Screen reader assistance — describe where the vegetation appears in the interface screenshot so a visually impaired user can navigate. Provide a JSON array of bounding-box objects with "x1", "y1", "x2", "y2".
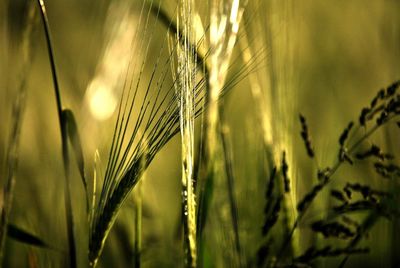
[{"x1": 1, "y1": 0, "x2": 399, "y2": 267}]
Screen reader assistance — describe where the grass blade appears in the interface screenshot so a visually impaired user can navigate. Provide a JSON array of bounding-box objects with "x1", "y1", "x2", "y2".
[
  {"x1": 36, "y1": 1, "x2": 77, "y2": 267},
  {"x1": 62, "y1": 109, "x2": 89, "y2": 214},
  {"x1": 7, "y1": 224, "x2": 49, "y2": 249},
  {"x1": 220, "y1": 126, "x2": 241, "y2": 265}
]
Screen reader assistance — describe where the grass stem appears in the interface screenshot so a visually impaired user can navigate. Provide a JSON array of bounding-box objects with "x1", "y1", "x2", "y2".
[{"x1": 36, "y1": 1, "x2": 77, "y2": 267}]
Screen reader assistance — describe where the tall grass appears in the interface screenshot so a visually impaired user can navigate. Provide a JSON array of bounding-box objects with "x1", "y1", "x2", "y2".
[{"x1": 1, "y1": 0, "x2": 400, "y2": 267}]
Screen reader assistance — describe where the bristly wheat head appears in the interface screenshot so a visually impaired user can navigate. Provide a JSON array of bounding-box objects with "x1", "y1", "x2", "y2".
[
  {"x1": 175, "y1": 0, "x2": 198, "y2": 266},
  {"x1": 88, "y1": 1, "x2": 260, "y2": 265}
]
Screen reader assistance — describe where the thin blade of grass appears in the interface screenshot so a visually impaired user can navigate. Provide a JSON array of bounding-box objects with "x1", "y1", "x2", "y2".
[
  {"x1": 7, "y1": 224, "x2": 49, "y2": 249},
  {"x1": 220, "y1": 126, "x2": 242, "y2": 265},
  {"x1": 62, "y1": 109, "x2": 90, "y2": 214},
  {"x1": 36, "y1": 1, "x2": 77, "y2": 267}
]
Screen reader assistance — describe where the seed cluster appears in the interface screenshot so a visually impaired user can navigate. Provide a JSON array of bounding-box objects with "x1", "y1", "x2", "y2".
[
  {"x1": 299, "y1": 114, "x2": 315, "y2": 158},
  {"x1": 258, "y1": 166, "x2": 280, "y2": 266},
  {"x1": 359, "y1": 80, "x2": 400, "y2": 126},
  {"x1": 338, "y1": 121, "x2": 354, "y2": 164},
  {"x1": 355, "y1": 144, "x2": 393, "y2": 160},
  {"x1": 328, "y1": 182, "x2": 400, "y2": 220},
  {"x1": 374, "y1": 162, "x2": 400, "y2": 179},
  {"x1": 311, "y1": 220, "x2": 355, "y2": 239},
  {"x1": 296, "y1": 179, "x2": 327, "y2": 213},
  {"x1": 289, "y1": 81, "x2": 400, "y2": 267},
  {"x1": 261, "y1": 166, "x2": 282, "y2": 237},
  {"x1": 281, "y1": 152, "x2": 290, "y2": 193}
]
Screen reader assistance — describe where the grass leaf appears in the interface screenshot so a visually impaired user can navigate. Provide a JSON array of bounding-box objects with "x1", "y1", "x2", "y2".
[
  {"x1": 36, "y1": 0, "x2": 77, "y2": 266},
  {"x1": 62, "y1": 108, "x2": 89, "y2": 213},
  {"x1": 7, "y1": 224, "x2": 49, "y2": 249}
]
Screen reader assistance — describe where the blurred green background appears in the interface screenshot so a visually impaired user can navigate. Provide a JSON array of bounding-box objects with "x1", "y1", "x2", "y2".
[{"x1": 1, "y1": 0, "x2": 399, "y2": 267}]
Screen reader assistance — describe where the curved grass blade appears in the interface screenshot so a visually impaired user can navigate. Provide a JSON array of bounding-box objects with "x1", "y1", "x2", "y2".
[
  {"x1": 62, "y1": 109, "x2": 89, "y2": 213},
  {"x1": 36, "y1": 1, "x2": 77, "y2": 267}
]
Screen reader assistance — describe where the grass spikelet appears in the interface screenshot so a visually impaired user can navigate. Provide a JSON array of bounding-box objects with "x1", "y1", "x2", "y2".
[
  {"x1": 330, "y1": 190, "x2": 348, "y2": 203},
  {"x1": 355, "y1": 144, "x2": 393, "y2": 160},
  {"x1": 311, "y1": 220, "x2": 355, "y2": 239},
  {"x1": 281, "y1": 151, "x2": 290, "y2": 193},
  {"x1": 276, "y1": 80, "x2": 400, "y2": 266},
  {"x1": 266, "y1": 167, "x2": 277, "y2": 206},
  {"x1": 256, "y1": 163, "x2": 279, "y2": 267},
  {"x1": 296, "y1": 180, "x2": 327, "y2": 213},
  {"x1": 263, "y1": 196, "x2": 282, "y2": 237},
  {"x1": 339, "y1": 121, "x2": 354, "y2": 147},
  {"x1": 299, "y1": 114, "x2": 315, "y2": 158},
  {"x1": 374, "y1": 162, "x2": 400, "y2": 179},
  {"x1": 338, "y1": 212, "x2": 379, "y2": 268}
]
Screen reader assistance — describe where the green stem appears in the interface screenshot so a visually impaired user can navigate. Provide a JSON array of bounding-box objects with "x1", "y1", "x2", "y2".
[{"x1": 133, "y1": 182, "x2": 142, "y2": 268}]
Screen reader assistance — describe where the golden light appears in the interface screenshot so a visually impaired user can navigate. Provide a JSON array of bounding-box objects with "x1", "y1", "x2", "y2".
[
  {"x1": 86, "y1": 79, "x2": 118, "y2": 121},
  {"x1": 85, "y1": 2, "x2": 137, "y2": 121}
]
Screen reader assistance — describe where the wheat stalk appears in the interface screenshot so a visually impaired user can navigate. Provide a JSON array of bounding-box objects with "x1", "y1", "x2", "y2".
[
  {"x1": 85, "y1": 1, "x2": 261, "y2": 265},
  {"x1": 174, "y1": 0, "x2": 198, "y2": 266}
]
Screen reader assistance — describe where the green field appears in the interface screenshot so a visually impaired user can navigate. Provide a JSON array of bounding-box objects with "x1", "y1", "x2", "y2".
[{"x1": 1, "y1": 0, "x2": 399, "y2": 267}]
